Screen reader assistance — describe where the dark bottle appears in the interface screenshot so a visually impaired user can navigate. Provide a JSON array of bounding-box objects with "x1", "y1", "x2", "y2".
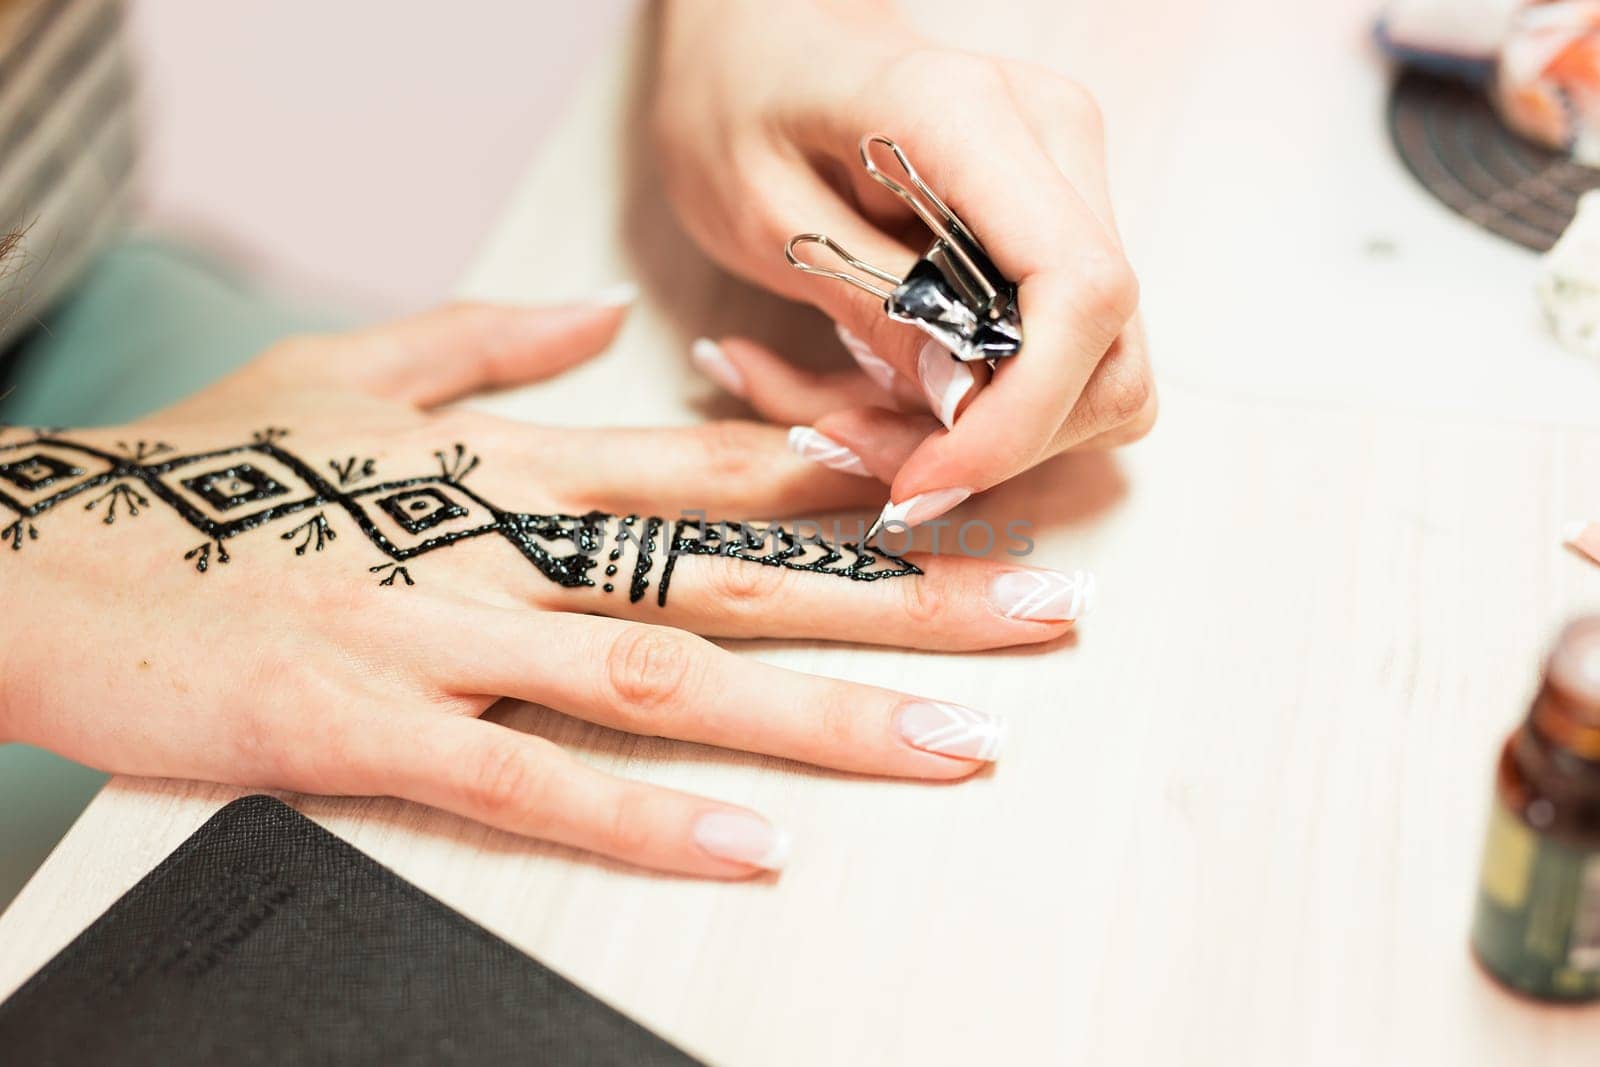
[{"x1": 1472, "y1": 617, "x2": 1600, "y2": 1000}]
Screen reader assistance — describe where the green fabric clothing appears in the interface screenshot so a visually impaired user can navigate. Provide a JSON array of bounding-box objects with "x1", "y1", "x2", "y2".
[{"x1": 0, "y1": 236, "x2": 351, "y2": 912}]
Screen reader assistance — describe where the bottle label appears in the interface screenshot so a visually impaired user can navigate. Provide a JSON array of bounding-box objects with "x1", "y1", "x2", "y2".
[{"x1": 1472, "y1": 799, "x2": 1600, "y2": 999}]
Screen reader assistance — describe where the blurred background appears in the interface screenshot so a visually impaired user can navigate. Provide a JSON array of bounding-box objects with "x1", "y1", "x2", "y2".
[{"x1": 133, "y1": 0, "x2": 632, "y2": 313}]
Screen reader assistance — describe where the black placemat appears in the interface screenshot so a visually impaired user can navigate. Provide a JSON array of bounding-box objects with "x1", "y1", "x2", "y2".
[
  {"x1": 1388, "y1": 68, "x2": 1600, "y2": 251},
  {"x1": 0, "y1": 794, "x2": 703, "y2": 1066}
]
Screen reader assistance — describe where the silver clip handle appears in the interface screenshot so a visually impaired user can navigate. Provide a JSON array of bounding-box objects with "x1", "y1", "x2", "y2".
[
  {"x1": 784, "y1": 233, "x2": 900, "y2": 302},
  {"x1": 858, "y1": 134, "x2": 998, "y2": 310}
]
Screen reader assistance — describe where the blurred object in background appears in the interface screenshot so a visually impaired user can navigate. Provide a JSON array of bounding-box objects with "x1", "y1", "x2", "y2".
[
  {"x1": 1472, "y1": 618, "x2": 1600, "y2": 1002},
  {"x1": 1376, "y1": 0, "x2": 1523, "y2": 79},
  {"x1": 1496, "y1": 1, "x2": 1600, "y2": 163},
  {"x1": 1538, "y1": 188, "x2": 1600, "y2": 354},
  {"x1": 0, "y1": 0, "x2": 138, "y2": 351},
  {"x1": 1379, "y1": 0, "x2": 1600, "y2": 166}
]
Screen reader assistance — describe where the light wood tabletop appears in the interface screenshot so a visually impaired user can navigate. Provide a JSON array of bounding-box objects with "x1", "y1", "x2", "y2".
[{"x1": 8, "y1": 2, "x2": 1600, "y2": 1062}]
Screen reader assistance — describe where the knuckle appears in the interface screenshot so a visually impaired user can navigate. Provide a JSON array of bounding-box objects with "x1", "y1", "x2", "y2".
[
  {"x1": 704, "y1": 550, "x2": 791, "y2": 609},
  {"x1": 1051, "y1": 79, "x2": 1104, "y2": 135},
  {"x1": 602, "y1": 786, "x2": 657, "y2": 859},
  {"x1": 603, "y1": 626, "x2": 700, "y2": 716},
  {"x1": 423, "y1": 406, "x2": 487, "y2": 443},
  {"x1": 899, "y1": 572, "x2": 949, "y2": 627},
  {"x1": 882, "y1": 48, "x2": 1005, "y2": 99},
  {"x1": 467, "y1": 736, "x2": 542, "y2": 821},
  {"x1": 1121, "y1": 383, "x2": 1159, "y2": 442},
  {"x1": 689, "y1": 422, "x2": 768, "y2": 485},
  {"x1": 1077, "y1": 252, "x2": 1140, "y2": 326},
  {"x1": 1087, "y1": 348, "x2": 1154, "y2": 430}
]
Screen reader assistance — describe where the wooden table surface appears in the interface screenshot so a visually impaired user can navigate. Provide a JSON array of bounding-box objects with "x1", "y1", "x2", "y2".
[{"x1": 8, "y1": 2, "x2": 1600, "y2": 1063}]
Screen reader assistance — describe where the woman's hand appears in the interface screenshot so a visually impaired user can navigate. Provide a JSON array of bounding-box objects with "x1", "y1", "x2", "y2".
[
  {"x1": 653, "y1": 0, "x2": 1155, "y2": 527},
  {"x1": 0, "y1": 301, "x2": 1093, "y2": 878}
]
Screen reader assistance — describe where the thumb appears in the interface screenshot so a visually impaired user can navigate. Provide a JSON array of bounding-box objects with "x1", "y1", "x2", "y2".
[{"x1": 265, "y1": 293, "x2": 636, "y2": 408}]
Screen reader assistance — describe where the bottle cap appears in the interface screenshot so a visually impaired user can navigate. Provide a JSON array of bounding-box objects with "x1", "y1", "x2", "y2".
[{"x1": 1549, "y1": 617, "x2": 1600, "y2": 713}]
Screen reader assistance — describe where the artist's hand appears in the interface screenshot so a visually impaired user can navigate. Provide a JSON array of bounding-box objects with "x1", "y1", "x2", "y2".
[
  {"x1": 0, "y1": 302, "x2": 1094, "y2": 878},
  {"x1": 654, "y1": 0, "x2": 1154, "y2": 523}
]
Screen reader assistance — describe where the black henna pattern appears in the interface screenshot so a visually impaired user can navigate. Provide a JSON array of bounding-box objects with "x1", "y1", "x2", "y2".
[{"x1": 0, "y1": 429, "x2": 921, "y2": 603}]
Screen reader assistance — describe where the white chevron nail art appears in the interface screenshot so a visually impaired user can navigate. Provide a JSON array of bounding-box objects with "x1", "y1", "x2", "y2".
[
  {"x1": 898, "y1": 701, "x2": 1006, "y2": 761},
  {"x1": 836, "y1": 324, "x2": 898, "y2": 392},
  {"x1": 992, "y1": 568, "x2": 1097, "y2": 622},
  {"x1": 787, "y1": 426, "x2": 872, "y2": 476}
]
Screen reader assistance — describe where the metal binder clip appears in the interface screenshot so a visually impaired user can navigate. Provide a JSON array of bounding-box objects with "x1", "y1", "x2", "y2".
[{"x1": 785, "y1": 134, "x2": 1022, "y2": 364}]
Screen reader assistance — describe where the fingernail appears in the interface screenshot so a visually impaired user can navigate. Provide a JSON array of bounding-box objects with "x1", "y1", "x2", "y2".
[
  {"x1": 587, "y1": 281, "x2": 639, "y2": 308},
  {"x1": 836, "y1": 324, "x2": 899, "y2": 391},
  {"x1": 1566, "y1": 519, "x2": 1600, "y2": 565},
  {"x1": 897, "y1": 700, "x2": 1005, "y2": 761},
  {"x1": 876, "y1": 487, "x2": 971, "y2": 530},
  {"x1": 693, "y1": 811, "x2": 791, "y2": 870},
  {"x1": 690, "y1": 337, "x2": 746, "y2": 397},
  {"x1": 787, "y1": 426, "x2": 872, "y2": 477},
  {"x1": 990, "y1": 568, "x2": 1097, "y2": 622},
  {"x1": 916, "y1": 341, "x2": 975, "y2": 429}
]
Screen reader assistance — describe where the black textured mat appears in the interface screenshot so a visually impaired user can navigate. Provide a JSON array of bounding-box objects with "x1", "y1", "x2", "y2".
[
  {"x1": 0, "y1": 795, "x2": 702, "y2": 1066},
  {"x1": 1388, "y1": 68, "x2": 1600, "y2": 251}
]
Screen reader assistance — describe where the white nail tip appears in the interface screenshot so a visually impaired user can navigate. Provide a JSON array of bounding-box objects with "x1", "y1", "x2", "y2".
[
  {"x1": 693, "y1": 812, "x2": 791, "y2": 871},
  {"x1": 875, "y1": 498, "x2": 914, "y2": 530},
  {"x1": 1565, "y1": 519, "x2": 1592, "y2": 545},
  {"x1": 992, "y1": 569, "x2": 1098, "y2": 622},
  {"x1": 899, "y1": 701, "x2": 1006, "y2": 761},
  {"x1": 757, "y1": 828, "x2": 793, "y2": 870},
  {"x1": 917, "y1": 341, "x2": 974, "y2": 429},
  {"x1": 588, "y1": 281, "x2": 639, "y2": 307},
  {"x1": 690, "y1": 337, "x2": 746, "y2": 396},
  {"x1": 787, "y1": 426, "x2": 872, "y2": 477}
]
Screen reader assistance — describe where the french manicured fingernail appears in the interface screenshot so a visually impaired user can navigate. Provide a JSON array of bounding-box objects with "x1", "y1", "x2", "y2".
[
  {"x1": 876, "y1": 487, "x2": 971, "y2": 529},
  {"x1": 787, "y1": 426, "x2": 871, "y2": 477},
  {"x1": 916, "y1": 341, "x2": 975, "y2": 429},
  {"x1": 693, "y1": 811, "x2": 791, "y2": 870},
  {"x1": 690, "y1": 337, "x2": 746, "y2": 397},
  {"x1": 990, "y1": 568, "x2": 1097, "y2": 622},
  {"x1": 897, "y1": 700, "x2": 1005, "y2": 761},
  {"x1": 836, "y1": 324, "x2": 899, "y2": 391},
  {"x1": 586, "y1": 281, "x2": 639, "y2": 308}
]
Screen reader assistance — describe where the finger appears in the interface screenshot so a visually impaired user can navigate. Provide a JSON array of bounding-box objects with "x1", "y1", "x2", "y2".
[
  {"x1": 432, "y1": 610, "x2": 1003, "y2": 780},
  {"x1": 631, "y1": 551, "x2": 1092, "y2": 650},
  {"x1": 1004, "y1": 66, "x2": 1157, "y2": 456},
  {"x1": 1044, "y1": 325, "x2": 1158, "y2": 454},
  {"x1": 891, "y1": 158, "x2": 1131, "y2": 504},
  {"x1": 809, "y1": 406, "x2": 940, "y2": 482},
  {"x1": 521, "y1": 419, "x2": 886, "y2": 517},
  {"x1": 688, "y1": 336, "x2": 898, "y2": 424},
  {"x1": 1003, "y1": 61, "x2": 1123, "y2": 245},
  {"x1": 508, "y1": 509, "x2": 1093, "y2": 650},
  {"x1": 809, "y1": 61, "x2": 1138, "y2": 517},
  {"x1": 832, "y1": 323, "x2": 927, "y2": 409},
  {"x1": 276, "y1": 298, "x2": 634, "y2": 408},
  {"x1": 356, "y1": 711, "x2": 789, "y2": 877},
  {"x1": 776, "y1": 172, "x2": 935, "y2": 388},
  {"x1": 694, "y1": 309, "x2": 984, "y2": 436}
]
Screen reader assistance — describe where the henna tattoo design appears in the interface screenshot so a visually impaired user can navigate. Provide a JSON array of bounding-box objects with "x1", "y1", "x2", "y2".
[
  {"x1": 328, "y1": 455, "x2": 376, "y2": 487},
  {"x1": 0, "y1": 430, "x2": 921, "y2": 603}
]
